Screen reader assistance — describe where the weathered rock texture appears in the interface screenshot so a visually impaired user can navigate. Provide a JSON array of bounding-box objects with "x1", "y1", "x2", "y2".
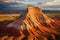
[{"x1": 0, "y1": 6, "x2": 60, "y2": 40}]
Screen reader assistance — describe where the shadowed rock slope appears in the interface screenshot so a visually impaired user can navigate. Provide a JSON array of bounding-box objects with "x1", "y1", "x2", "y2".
[{"x1": 0, "y1": 6, "x2": 60, "y2": 40}]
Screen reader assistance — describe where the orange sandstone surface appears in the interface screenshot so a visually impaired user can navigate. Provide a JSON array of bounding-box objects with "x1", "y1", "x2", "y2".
[{"x1": 0, "y1": 6, "x2": 60, "y2": 40}]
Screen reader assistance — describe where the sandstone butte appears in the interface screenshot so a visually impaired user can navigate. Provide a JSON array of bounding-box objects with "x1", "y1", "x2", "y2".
[{"x1": 0, "y1": 6, "x2": 60, "y2": 40}]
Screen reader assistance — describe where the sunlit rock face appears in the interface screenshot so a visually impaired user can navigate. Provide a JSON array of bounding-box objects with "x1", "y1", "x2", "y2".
[{"x1": 0, "y1": 6, "x2": 60, "y2": 40}]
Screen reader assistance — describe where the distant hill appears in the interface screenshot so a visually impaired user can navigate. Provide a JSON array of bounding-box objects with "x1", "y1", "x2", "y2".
[
  {"x1": 42, "y1": 10, "x2": 60, "y2": 13},
  {"x1": 0, "y1": 10, "x2": 25, "y2": 14},
  {"x1": 0, "y1": 10, "x2": 60, "y2": 14}
]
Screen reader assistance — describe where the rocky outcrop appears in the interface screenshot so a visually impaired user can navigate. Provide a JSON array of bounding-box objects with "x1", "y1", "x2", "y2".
[{"x1": 0, "y1": 6, "x2": 60, "y2": 40}]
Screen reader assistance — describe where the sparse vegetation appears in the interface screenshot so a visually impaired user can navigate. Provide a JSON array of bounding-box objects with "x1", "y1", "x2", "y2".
[
  {"x1": 0, "y1": 14, "x2": 20, "y2": 21},
  {"x1": 0, "y1": 11, "x2": 60, "y2": 40},
  {"x1": 0, "y1": 13, "x2": 60, "y2": 21}
]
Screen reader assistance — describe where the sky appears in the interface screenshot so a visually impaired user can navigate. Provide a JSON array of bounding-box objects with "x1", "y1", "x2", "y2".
[
  {"x1": 0, "y1": 0, "x2": 60, "y2": 10},
  {"x1": 0, "y1": 0, "x2": 45, "y2": 2},
  {"x1": 19, "y1": 0, "x2": 45, "y2": 2},
  {"x1": 44, "y1": 0, "x2": 60, "y2": 5},
  {"x1": 0, "y1": 0, "x2": 46, "y2": 4},
  {"x1": 0, "y1": 0, "x2": 60, "y2": 5}
]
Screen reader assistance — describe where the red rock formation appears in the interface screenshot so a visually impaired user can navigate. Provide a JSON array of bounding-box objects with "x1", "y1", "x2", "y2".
[{"x1": 0, "y1": 6, "x2": 60, "y2": 40}]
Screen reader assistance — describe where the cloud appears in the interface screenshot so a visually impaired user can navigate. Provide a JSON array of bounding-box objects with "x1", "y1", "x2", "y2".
[
  {"x1": 43, "y1": 0, "x2": 60, "y2": 5},
  {"x1": 0, "y1": 0, "x2": 12, "y2": 2},
  {"x1": 25, "y1": 0, "x2": 28, "y2": 1},
  {"x1": 54, "y1": 0, "x2": 60, "y2": 1}
]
